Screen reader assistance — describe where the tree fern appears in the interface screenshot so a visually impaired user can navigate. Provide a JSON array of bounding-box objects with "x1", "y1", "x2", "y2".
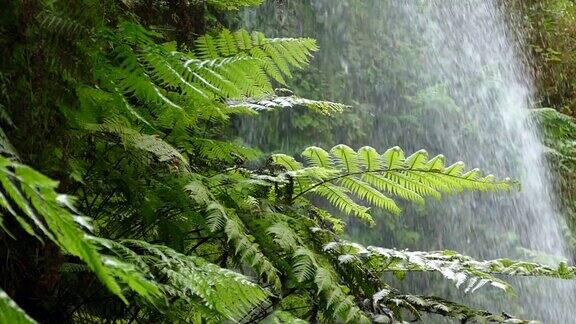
[
  {"x1": 2, "y1": 2, "x2": 574, "y2": 323},
  {"x1": 72, "y1": 22, "x2": 327, "y2": 144},
  {"x1": 325, "y1": 241, "x2": 576, "y2": 294},
  {"x1": 271, "y1": 145, "x2": 515, "y2": 223},
  {"x1": 123, "y1": 240, "x2": 268, "y2": 321},
  {"x1": 262, "y1": 310, "x2": 308, "y2": 324},
  {"x1": 195, "y1": 29, "x2": 317, "y2": 80},
  {"x1": 83, "y1": 122, "x2": 187, "y2": 165},
  {"x1": 0, "y1": 289, "x2": 35, "y2": 324},
  {"x1": 187, "y1": 178, "x2": 282, "y2": 289},
  {"x1": 0, "y1": 155, "x2": 133, "y2": 302},
  {"x1": 369, "y1": 288, "x2": 533, "y2": 323},
  {"x1": 228, "y1": 94, "x2": 348, "y2": 115}
]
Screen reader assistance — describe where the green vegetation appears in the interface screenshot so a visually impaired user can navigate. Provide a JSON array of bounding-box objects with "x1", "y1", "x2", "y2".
[{"x1": 0, "y1": 0, "x2": 575, "y2": 323}]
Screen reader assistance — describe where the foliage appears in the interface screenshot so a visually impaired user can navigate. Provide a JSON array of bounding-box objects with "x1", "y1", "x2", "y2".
[
  {"x1": 272, "y1": 145, "x2": 514, "y2": 225},
  {"x1": 0, "y1": 153, "x2": 160, "y2": 304},
  {"x1": 207, "y1": 0, "x2": 265, "y2": 11},
  {"x1": 513, "y1": 0, "x2": 576, "y2": 114},
  {"x1": 0, "y1": 288, "x2": 35, "y2": 324},
  {"x1": 325, "y1": 241, "x2": 576, "y2": 293},
  {"x1": 0, "y1": 0, "x2": 574, "y2": 323}
]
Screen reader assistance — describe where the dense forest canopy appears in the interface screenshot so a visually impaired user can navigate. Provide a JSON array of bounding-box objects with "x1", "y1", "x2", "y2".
[{"x1": 1, "y1": 0, "x2": 576, "y2": 323}]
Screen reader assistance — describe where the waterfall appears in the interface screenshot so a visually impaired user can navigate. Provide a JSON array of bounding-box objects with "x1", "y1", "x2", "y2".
[
  {"x1": 397, "y1": 1, "x2": 575, "y2": 321},
  {"x1": 241, "y1": 0, "x2": 575, "y2": 321}
]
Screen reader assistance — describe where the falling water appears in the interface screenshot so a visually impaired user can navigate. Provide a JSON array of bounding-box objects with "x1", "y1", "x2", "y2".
[
  {"x1": 395, "y1": 1, "x2": 575, "y2": 322},
  {"x1": 241, "y1": 0, "x2": 576, "y2": 321}
]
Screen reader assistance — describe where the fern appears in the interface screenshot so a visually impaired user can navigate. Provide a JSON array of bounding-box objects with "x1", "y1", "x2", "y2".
[
  {"x1": 266, "y1": 222, "x2": 301, "y2": 250},
  {"x1": 314, "y1": 267, "x2": 371, "y2": 323},
  {"x1": 293, "y1": 247, "x2": 318, "y2": 282},
  {"x1": 84, "y1": 122, "x2": 187, "y2": 165},
  {"x1": 532, "y1": 108, "x2": 576, "y2": 171},
  {"x1": 3, "y1": 3, "x2": 572, "y2": 323},
  {"x1": 195, "y1": 30, "x2": 317, "y2": 77},
  {"x1": 0, "y1": 155, "x2": 136, "y2": 303},
  {"x1": 95, "y1": 238, "x2": 269, "y2": 322},
  {"x1": 37, "y1": 9, "x2": 91, "y2": 38},
  {"x1": 187, "y1": 179, "x2": 282, "y2": 289},
  {"x1": 264, "y1": 220, "x2": 370, "y2": 322},
  {"x1": 272, "y1": 145, "x2": 515, "y2": 223},
  {"x1": 224, "y1": 212, "x2": 282, "y2": 289},
  {"x1": 0, "y1": 151, "x2": 169, "y2": 309},
  {"x1": 279, "y1": 234, "x2": 371, "y2": 322},
  {"x1": 0, "y1": 289, "x2": 36, "y2": 324},
  {"x1": 228, "y1": 95, "x2": 348, "y2": 115},
  {"x1": 532, "y1": 108, "x2": 576, "y2": 140},
  {"x1": 262, "y1": 310, "x2": 308, "y2": 323},
  {"x1": 325, "y1": 241, "x2": 576, "y2": 293},
  {"x1": 369, "y1": 288, "x2": 532, "y2": 323},
  {"x1": 189, "y1": 137, "x2": 261, "y2": 164},
  {"x1": 72, "y1": 23, "x2": 324, "y2": 147},
  {"x1": 310, "y1": 206, "x2": 346, "y2": 234}
]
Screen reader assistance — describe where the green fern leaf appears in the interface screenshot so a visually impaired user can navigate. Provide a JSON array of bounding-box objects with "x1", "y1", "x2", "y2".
[
  {"x1": 0, "y1": 289, "x2": 36, "y2": 324},
  {"x1": 293, "y1": 248, "x2": 318, "y2": 282},
  {"x1": 331, "y1": 144, "x2": 360, "y2": 173},
  {"x1": 273, "y1": 145, "x2": 514, "y2": 222}
]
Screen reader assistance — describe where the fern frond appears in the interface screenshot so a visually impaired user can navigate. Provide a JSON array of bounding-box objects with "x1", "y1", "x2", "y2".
[
  {"x1": 178, "y1": 53, "x2": 274, "y2": 98},
  {"x1": 382, "y1": 146, "x2": 406, "y2": 170},
  {"x1": 190, "y1": 138, "x2": 261, "y2": 164},
  {"x1": 224, "y1": 212, "x2": 282, "y2": 289},
  {"x1": 143, "y1": 48, "x2": 213, "y2": 101},
  {"x1": 0, "y1": 289, "x2": 36, "y2": 324},
  {"x1": 384, "y1": 172, "x2": 441, "y2": 198},
  {"x1": 314, "y1": 183, "x2": 373, "y2": 225},
  {"x1": 272, "y1": 146, "x2": 515, "y2": 220},
  {"x1": 310, "y1": 206, "x2": 346, "y2": 234},
  {"x1": 266, "y1": 222, "x2": 300, "y2": 250},
  {"x1": 100, "y1": 239, "x2": 269, "y2": 322},
  {"x1": 271, "y1": 154, "x2": 310, "y2": 196},
  {"x1": 331, "y1": 144, "x2": 361, "y2": 173},
  {"x1": 314, "y1": 267, "x2": 371, "y2": 323},
  {"x1": 280, "y1": 243, "x2": 370, "y2": 323},
  {"x1": 363, "y1": 173, "x2": 425, "y2": 205},
  {"x1": 0, "y1": 107, "x2": 16, "y2": 157},
  {"x1": 339, "y1": 177, "x2": 400, "y2": 215},
  {"x1": 325, "y1": 241, "x2": 576, "y2": 294},
  {"x1": 228, "y1": 95, "x2": 347, "y2": 115},
  {"x1": 59, "y1": 262, "x2": 90, "y2": 273},
  {"x1": 37, "y1": 10, "x2": 91, "y2": 38},
  {"x1": 188, "y1": 184, "x2": 282, "y2": 289},
  {"x1": 0, "y1": 156, "x2": 133, "y2": 303},
  {"x1": 271, "y1": 154, "x2": 304, "y2": 172},
  {"x1": 293, "y1": 247, "x2": 318, "y2": 282},
  {"x1": 370, "y1": 287, "x2": 532, "y2": 323},
  {"x1": 532, "y1": 108, "x2": 576, "y2": 139},
  {"x1": 302, "y1": 146, "x2": 333, "y2": 168},
  {"x1": 262, "y1": 310, "x2": 308, "y2": 324},
  {"x1": 85, "y1": 123, "x2": 187, "y2": 165},
  {"x1": 195, "y1": 29, "x2": 318, "y2": 81}
]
